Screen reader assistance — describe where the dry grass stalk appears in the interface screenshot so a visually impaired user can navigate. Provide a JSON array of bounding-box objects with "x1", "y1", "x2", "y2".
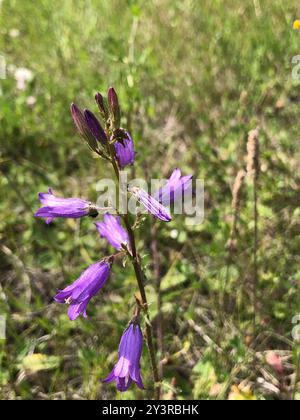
[
  {"x1": 246, "y1": 127, "x2": 260, "y2": 328},
  {"x1": 246, "y1": 127, "x2": 260, "y2": 180},
  {"x1": 226, "y1": 169, "x2": 246, "y2": 254}
]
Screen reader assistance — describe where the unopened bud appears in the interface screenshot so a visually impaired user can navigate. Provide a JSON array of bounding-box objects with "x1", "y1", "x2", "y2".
[
  {"x1": 70, "y1": 103, "x2": 98, "y2": 152},
  {"x1": 95, "y1": 92, "x2": 109, "y2": 121},
  {"x1": 84, "y1": 109, "x2": 107, "y2": 145},
  {"x1": 107, "y1": 86, "x2": 121, "y2": 129}
]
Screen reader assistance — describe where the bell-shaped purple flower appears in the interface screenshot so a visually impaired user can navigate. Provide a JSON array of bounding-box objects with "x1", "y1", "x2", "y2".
[
  {"x1": 95, "y1": 214, "x2": 130, "y2": 251},
  {"x1": 129, "y1": 187, "x2": 171, "y2": 222},
  {"x1": 103, "y1": 322, "x2": 144, "y2": 392},
  {"x1": 114, "y1": 131, "x2": 135, "y2": 169},
  {"x1": 54, "y1": 260, "x2": 110, "y2": 320},
  {"x1": 154, "y1": 168, "x2": 193, "y2": 206},
  {"x1": 35, "y1": 188, "x2": 95, "y2": 224}
]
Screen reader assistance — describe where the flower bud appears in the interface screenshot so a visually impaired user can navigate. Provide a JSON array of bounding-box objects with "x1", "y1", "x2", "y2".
[
  {"x1": 70, "y1": 103, "x2": 98, "y2": 152},
  {"x1": 95, "y1": 92, "x2": 109, "y2": 121},
  {"x1": 84, "y1": 109, "x2": 107, "y2": 145},
  {"x1": 107, "y1": 87, "x2": 121, "y2": 129}
]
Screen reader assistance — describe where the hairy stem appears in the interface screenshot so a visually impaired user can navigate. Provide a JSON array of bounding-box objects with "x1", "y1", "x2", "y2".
[
  {"x1": 123, "y1": 215, "x2": 160, "y2": 399},
  {"x1": 150, "y1": 221, "x2": 163, "y2": 399},
  {"x1": 106, "y1": 139, "x2": 160, "y2": 399}
]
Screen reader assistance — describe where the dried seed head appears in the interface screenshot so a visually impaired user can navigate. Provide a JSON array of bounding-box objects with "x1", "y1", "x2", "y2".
[
  {"x1": 246, "y1": 127, "x2": 260, "y2": 180},
  {"x1": 232, "y1": 169, "x2": 246, "y2": 214},
  {"x1": 227, "y1": 169, "x2": 246, "y2": 254}
]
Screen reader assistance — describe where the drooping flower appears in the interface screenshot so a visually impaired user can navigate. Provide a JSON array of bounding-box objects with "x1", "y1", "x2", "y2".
[
  {"x1": 102, "y1": 322, "x2": 144, "y2": 392},
  {"x1": 114, "y1": 131, "x2": 135, "y2": 168},
  {"x1": 95, "y1": 213, "x2": 130, "y2": 251},
  {"x1": 54, "y1": 260, "x2": 111, "y2": 320},
  {"x1": 35, "y1": 188, "x2": 95, "y2": 224},
  {"x1": 84, "y1": 109, "x2": 107, "y2": 145},
  {"x1": 129, "y1": 187, "x2": 171, "y2": 222},
  {"x1": 154, "y1": 168, "x2": 193, "y2": 206}
]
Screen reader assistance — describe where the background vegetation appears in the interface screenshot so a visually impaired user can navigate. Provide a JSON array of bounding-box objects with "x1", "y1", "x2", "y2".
[{"x1": 1, "y1": 0, "x2": 300, "y2": 400}]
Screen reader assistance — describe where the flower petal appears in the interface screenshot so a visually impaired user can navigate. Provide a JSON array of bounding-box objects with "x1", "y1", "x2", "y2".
[
  {"x1": 130, "y1": 187, "x2": 171, "y2": 222},
  {"x1": 95, "y1": 214, "x2": 129, "y2": 251}
]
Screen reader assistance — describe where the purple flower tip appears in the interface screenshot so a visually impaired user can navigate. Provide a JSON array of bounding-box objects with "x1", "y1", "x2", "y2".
[
  {"x1": 70, "y1": 103, "x2": 85, "y2": 135},
  {"x1": 107, "y1": 87, "x2": 121, "y2": 129},
  {"x1": 95, "y1": 214, "x2": 130, "y2": 251},
  {"x1": 102, "y1": 323, "x2": 144, "y2": 392},
  {"x1": 54, "y1": 260, "x2": 111, "y2": 320},
  {"x1": 114, "y1": 131, "x2": 135, "y2": 169},
  {"x1": 95, "y1": 92, "x2": 103, "y2": 102},
  {"x1": 70, "y1": 103, "x2": 98, "y2": 151},
  {"x1": 129, "y1": 187, "x2": 172, "y2": 222},
  {"x1": 70, "y1": 102, "x2": 79, "y2": 116},
  {"x1": 35, "y1": 188, "x2": 92, "y2": 223},
  {"x1": 154, "y1": 168, "x2": 193, "y2": 206},
  {"x1": 95, "y1": 92, "x2": 108, "y2": 119},
  {"x1": 107, "y1": 87, "x2": 118, "y2": 107},
  {"x1": 84, "y1": 109, "x2": 107, "y2": 145}
]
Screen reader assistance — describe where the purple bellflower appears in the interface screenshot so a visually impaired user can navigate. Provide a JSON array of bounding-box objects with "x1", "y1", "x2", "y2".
[
  {"x1": 54, "y1": 260, "x2": 111, "y2": 320},
  {"x1": 114, "y1": 131, "x2": 135, "y2": 169},
  {"x1": 35, "y1": 188, "x2": 95, "y2": 224},
  {"x1": 95, "y1": 213, "x2": 130, "y2": 252},
  {"x1": 103, "y1": 322, "x2": 144, "y2": 392},
  {"x1": 129, "y1": 187, "x2": 172, "y2": 222},
  {"x1": 154, "y1": 168, "x2": 193, "y2": 206}
]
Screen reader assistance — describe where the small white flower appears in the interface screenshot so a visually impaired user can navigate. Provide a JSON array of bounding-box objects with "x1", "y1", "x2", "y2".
[
  {"x1": 14, "y1": 67, "x2": 33, "y2": 91},
  {"x1": 9, "y1": 29, "x2": 20, "y2": 38},
  {"x1": 26, "y1": 96, "x2": 36, "y2": 107}
]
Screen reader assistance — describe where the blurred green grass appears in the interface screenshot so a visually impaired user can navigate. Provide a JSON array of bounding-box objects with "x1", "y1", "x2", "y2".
[{"x1": 1, "y1": 0, "x2": 300, "y2": 399}]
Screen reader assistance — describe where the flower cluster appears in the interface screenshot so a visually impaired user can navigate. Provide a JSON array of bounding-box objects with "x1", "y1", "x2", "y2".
[{"x1": 35, "y1": 87, "x2": 192, "y2": 393}]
